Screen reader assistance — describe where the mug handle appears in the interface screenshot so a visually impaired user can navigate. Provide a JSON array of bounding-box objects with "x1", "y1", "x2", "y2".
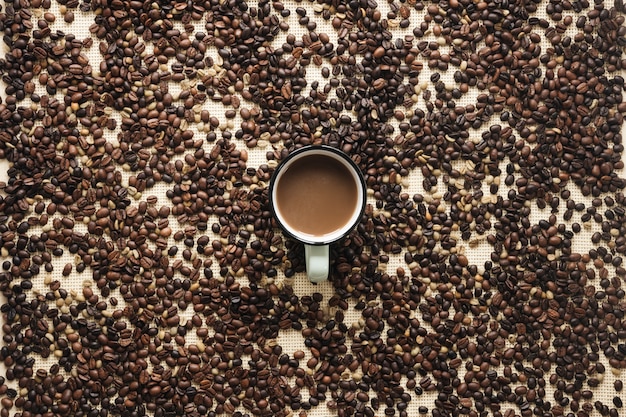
[{"x1": 304, "y1": 244, "x2": 329, "y2": 283}]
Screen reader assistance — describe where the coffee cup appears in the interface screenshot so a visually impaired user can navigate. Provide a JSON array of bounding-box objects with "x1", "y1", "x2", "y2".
[{"x1": 269, "y1": 145, "x2": 367, "y2": 283}]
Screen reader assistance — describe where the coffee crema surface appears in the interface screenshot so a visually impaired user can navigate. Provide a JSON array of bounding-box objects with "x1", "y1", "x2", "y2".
[{"x1": 275, "y1": 154, "x2": 359, "y2": 236}]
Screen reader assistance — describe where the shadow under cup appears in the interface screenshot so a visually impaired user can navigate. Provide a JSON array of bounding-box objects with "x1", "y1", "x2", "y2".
[{"x1": 269, "y1": 146, "x2": 367, "y2": 282}]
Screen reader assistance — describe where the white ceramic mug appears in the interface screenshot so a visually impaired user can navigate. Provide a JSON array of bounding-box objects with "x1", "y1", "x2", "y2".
[{"x1": 269, "y1": 146, "x2": 366, "y2": 283}]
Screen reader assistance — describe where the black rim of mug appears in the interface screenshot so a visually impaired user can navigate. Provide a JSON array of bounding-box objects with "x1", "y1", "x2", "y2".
[{"x1": 269, "y1": 145, "x2": 367, "y2": 245}]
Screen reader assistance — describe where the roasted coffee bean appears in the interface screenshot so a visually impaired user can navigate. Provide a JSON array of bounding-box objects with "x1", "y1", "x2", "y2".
[{"x1": 1, "y1": 0, "x2": 626, "y2": 416}]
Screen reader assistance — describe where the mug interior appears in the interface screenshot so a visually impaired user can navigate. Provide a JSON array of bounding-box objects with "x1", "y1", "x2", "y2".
[{"x1": 270, "y1": 147, "x2": 366, "y2": 245}]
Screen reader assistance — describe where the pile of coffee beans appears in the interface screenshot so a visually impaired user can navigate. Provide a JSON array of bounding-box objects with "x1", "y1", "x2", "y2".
[{"x1": 0, "y1": 0, "x2": 626, "y2": 416}]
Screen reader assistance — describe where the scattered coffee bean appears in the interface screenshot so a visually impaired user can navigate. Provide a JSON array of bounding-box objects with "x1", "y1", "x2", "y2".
[{"x1": 0, "y1": 0, "x2": 625, "y2": 416}]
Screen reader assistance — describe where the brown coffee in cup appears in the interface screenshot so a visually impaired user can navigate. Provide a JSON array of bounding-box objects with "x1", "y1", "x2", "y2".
[
  {"x1": 274, "y1": 154, "x2": 359, "y2": 236},
  {"x1": 269, "y1": 146, "x2": 366, "y2": 282}
]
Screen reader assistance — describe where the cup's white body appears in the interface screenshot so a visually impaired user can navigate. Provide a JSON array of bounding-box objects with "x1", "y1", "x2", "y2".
[{"x1": 269, "y1": 146, "x2": 366, "y2": 282}]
